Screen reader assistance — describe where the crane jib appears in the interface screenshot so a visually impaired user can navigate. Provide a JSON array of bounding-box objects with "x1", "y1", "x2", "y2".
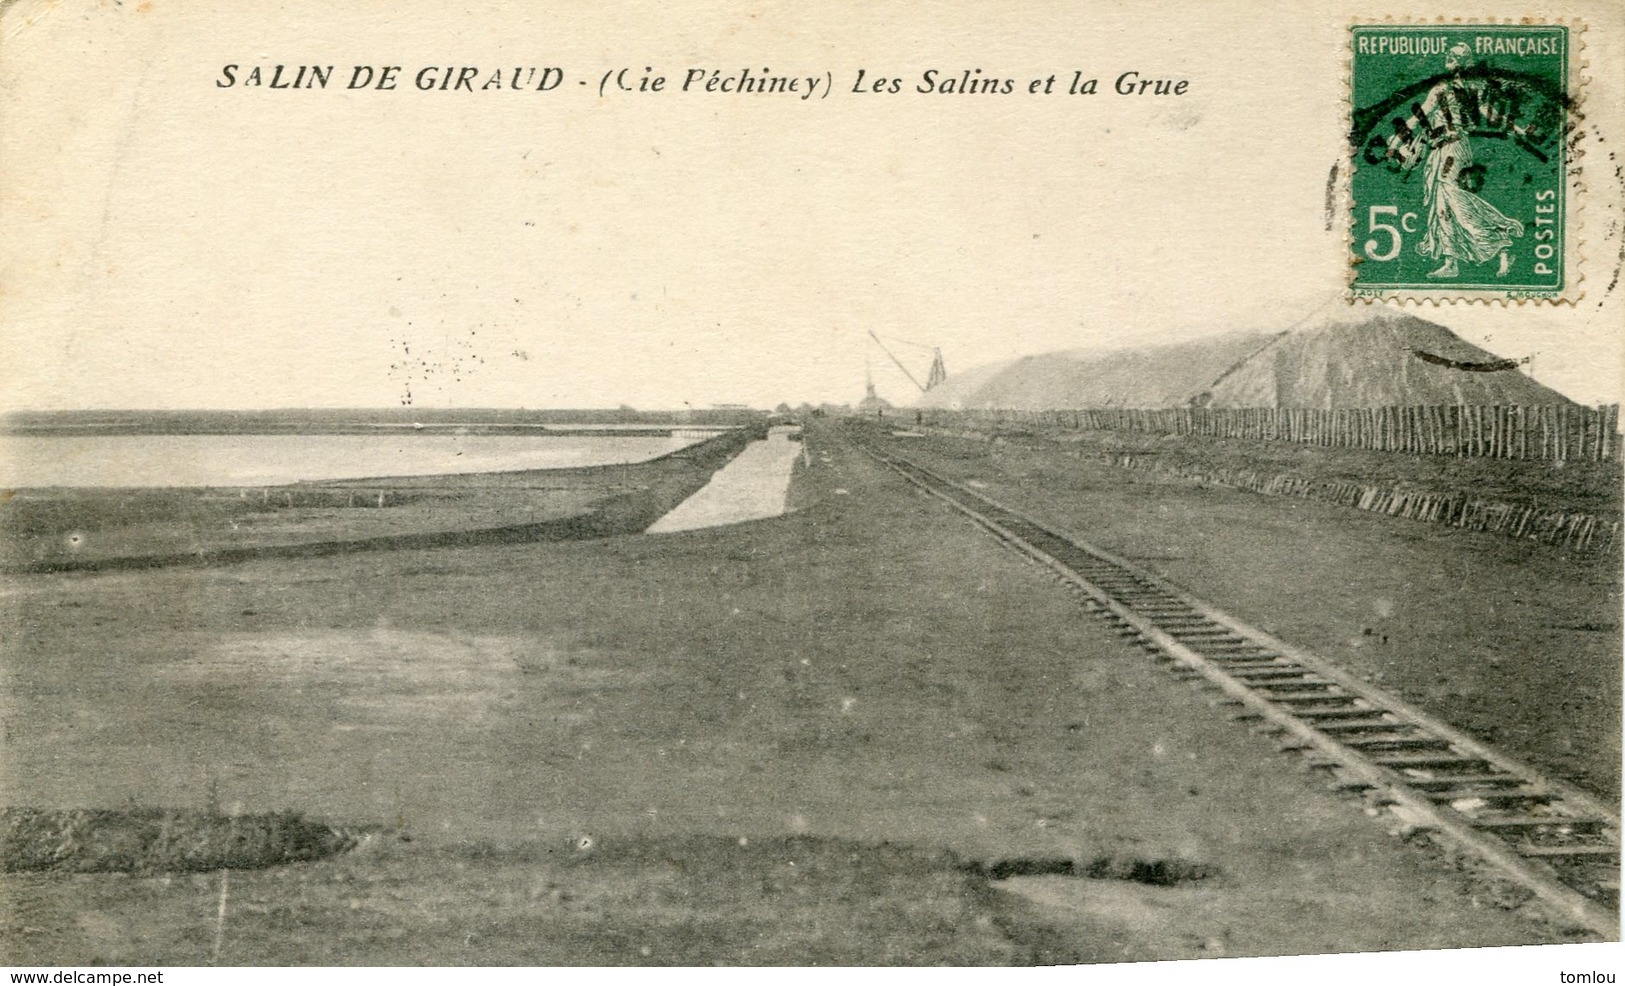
[{"x1": 868, "y1": 331, "x2": 947, "y2": 392}]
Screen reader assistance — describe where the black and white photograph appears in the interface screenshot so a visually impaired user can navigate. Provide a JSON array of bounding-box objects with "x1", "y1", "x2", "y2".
[{"x1": 2, "y1": 0, "x2": 1623, "y2": 976}]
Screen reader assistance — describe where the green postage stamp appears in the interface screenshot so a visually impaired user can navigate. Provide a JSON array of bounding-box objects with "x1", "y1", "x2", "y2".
[{"x1": 1349, "y1": 23, "x2": 1580, "y2": 302}]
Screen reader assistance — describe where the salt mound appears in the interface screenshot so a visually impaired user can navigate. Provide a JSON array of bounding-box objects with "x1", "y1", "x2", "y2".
[
  {"x1": 1203, "y1": 311, "x2": 1573, "y2": 408},
  {"x1": 918, "y1": 332, "x2": 1279, "y2": 410},
  {"x1": 917, "y1": 313, "x2": 1573, "y2": 410}
]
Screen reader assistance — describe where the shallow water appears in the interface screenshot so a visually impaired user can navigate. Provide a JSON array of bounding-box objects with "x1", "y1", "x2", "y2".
[
  {"x1": 0, "y1": 433, "x2": 710, "y2": 488},
  {"x1": 646, "y1": 427, "x2": 803, "y2": 532}
]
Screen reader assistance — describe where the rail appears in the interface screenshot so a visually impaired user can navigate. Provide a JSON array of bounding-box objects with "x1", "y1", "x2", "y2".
[{"x1": 858, "y1": 438, "x2": 1620, "y2": 939}]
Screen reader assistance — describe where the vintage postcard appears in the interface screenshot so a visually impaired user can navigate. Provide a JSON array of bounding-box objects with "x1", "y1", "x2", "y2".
[{"x1": 2, "y1": 0, "x2": 1623, "y2": 979}]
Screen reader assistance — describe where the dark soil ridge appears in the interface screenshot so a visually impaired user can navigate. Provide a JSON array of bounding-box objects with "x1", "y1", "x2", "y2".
[
  {"x1": 3, "y1": 429, "x2": 755, "y2": 575},
  {"x1": 1100, "y1": 450, "x2": 1619, "y2": 553},
  {"x1": 3, "y1": 807, "x2": 359, "y2": 874},
  {"x1": 3, "y1": 811, "x2": 1217, "y2": 894},
  {"x1": 971, "y1": 854, "x2": 1220, "y2": 886},
  {"x1": 471, "y1": 832, "x2": 1220, "y2": 890}
]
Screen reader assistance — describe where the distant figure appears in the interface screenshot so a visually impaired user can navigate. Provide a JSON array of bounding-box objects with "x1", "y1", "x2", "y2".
[{"x1": 1403, "y1": 43, "x2": 1525, "y2": 279}]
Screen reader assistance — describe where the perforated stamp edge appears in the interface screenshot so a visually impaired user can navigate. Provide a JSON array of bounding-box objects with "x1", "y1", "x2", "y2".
[{"x1": 1343, "y1": 17, "x2": 1588, "y2": 306}]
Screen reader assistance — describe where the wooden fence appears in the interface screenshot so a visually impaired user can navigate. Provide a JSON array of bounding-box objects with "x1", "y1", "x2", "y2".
[{"x1": 922, "y1": 404, "x2": 1621, "y2": 463}]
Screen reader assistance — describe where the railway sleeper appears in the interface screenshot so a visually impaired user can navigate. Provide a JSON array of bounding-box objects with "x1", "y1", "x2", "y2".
[
  {"x1": 1072, "y1": 569, "x2": 1129, "y2": 582},
  {"x1": 1423, "y1": 788, "x2": 1555, "y2": 805},
  {"x1": 1515, "y1": 844, "x2": 1621, "y2": 859},
  {"x1": 1175, "y1": 640, "x2": 1256, "y2": 651},
  {"x1": 1087, "y1": 581, "x2": 1155, "y2": 592},
  {"x1": 1342, "y1": 737, "x2": 1455, "y2": 753},
  {"x1": 1235, "y1": 675, "x2": 1325, "y2": 688},
  {"x1": 1293, "y1": 706, "x2": 1393, "y2": 721},
  {"x1": 1329, "y1": 730, "x2": 1440, "y2": 746},
  {"x1": 1225, "y1": 668, "x2": 1313, "y2": 681},
  {"x1": 1423, "y1": 782, "x2": 1547, "y2": 799},
  {"x1": 1076, "y1": 571, "x2": 1146, "y2": 582},
  {"x1": 1121, "y1": 600, "x2": 1185, "y2": 612},
  {"x1": 1175, "y1": 640, "x2": 1254, "y2": 652},
  {"x1": 1372, "y1": 753, "x2": 1492, "y2": 770},
  {"x1": 1177, "y1": 638, "x2": 1253, "y2": 650},
  {"x1": 1249, "y1": 680, "x2": 1336, "y2": 692},
  {"x1": 1471, "y1": 815, "x2": 1612, "y2": 832},
  {"x1": 1268, "y1": 693, "x2": 1360, "y2": 706},
  {"x1": 1314, "y1": 719, "x2": 1409, "y2": 734}
]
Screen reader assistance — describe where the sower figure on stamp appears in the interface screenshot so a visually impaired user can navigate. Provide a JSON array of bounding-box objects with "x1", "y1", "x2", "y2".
[{"x1": 1400, "y1": 43, "x2": 1526, "y2": 279}]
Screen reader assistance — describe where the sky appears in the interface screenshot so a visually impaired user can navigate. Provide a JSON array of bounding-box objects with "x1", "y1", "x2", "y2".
[{"x1": 2, "y1": 0, "x2": 1621, "y2": 411}]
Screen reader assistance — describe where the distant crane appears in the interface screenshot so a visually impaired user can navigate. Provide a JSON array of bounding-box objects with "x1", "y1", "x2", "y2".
[{"x1": 867, "y1": 331, "x2": 947, "y2": 393}]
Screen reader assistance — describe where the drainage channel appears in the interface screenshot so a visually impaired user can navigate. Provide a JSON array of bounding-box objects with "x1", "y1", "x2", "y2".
[{"x1": 860, "y1": 440, "x2": 1620, "y2": 939}]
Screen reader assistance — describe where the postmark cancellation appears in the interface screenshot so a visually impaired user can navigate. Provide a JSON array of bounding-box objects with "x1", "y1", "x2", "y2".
[{"x1": 1349, "y1": 22, "x2": 1583, "y2": 303}]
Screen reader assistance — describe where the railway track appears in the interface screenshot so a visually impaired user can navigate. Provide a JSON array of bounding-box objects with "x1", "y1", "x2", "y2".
[{"x1": 860, "y1": 439, "x2": 1620, "y2": 939}]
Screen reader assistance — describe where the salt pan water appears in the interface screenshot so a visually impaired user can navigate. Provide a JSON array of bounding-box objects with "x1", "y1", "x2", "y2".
[{"x1": 0, "y1": 432, "x2": 713, "y2": 488}]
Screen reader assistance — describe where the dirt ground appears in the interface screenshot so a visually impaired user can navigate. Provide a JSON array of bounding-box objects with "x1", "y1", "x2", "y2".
[
  {"x1": 0, "y1": 419, "x2": 1608, "y2": 964},
  {"x1": 930, "y1": 418, "x2": 1623, "y2": 517},
  {"x1": 878, "y1": 423, "x2": 1622, "y2": 803}
]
